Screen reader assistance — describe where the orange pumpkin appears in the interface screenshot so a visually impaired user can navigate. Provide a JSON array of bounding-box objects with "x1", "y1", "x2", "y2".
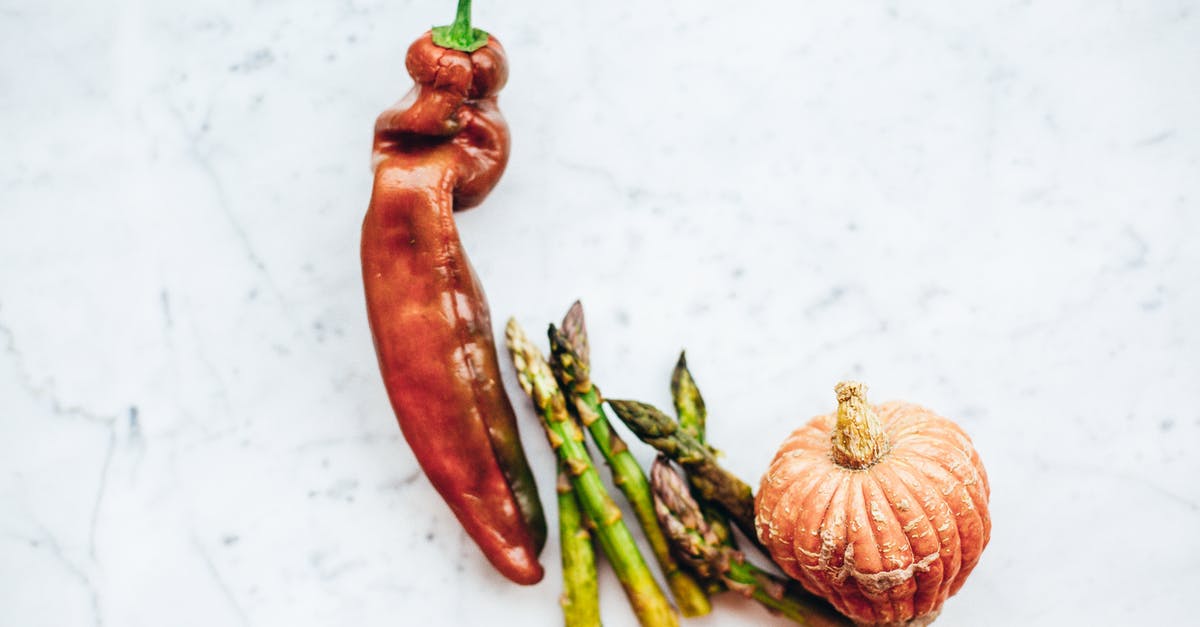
[{"x1": 755, "y1": 382, "x2": 990, "y2": 626}]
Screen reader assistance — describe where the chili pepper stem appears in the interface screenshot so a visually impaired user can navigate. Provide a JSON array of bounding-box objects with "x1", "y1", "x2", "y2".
[
  {"x1": 506, "y1": 319, "x2": 678, "y2": 627},
  {"x1": 432, "y1": 0, "x2": 490, "y2": 52},
  {"x1": 549, "y1": 321, "x2": 711, "y2": 617},
  {"x1": 450, "y1": 0, "x2": 472, "y2": 39}
]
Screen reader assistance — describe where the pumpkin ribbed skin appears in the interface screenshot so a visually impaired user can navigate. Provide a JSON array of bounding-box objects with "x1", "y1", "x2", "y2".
[{"x1": 755, "y1": 399, "x2": 990, "y2": 626}]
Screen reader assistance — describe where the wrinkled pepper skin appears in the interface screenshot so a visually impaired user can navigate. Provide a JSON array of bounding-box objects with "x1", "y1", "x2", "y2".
[{"x1": 362, "y1": 32, "x2": 546, "y2": 585}]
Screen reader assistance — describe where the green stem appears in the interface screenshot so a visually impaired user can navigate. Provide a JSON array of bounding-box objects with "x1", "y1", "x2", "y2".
[
  {"x1": 558, "y1": 463, "x2": 601, "y2": 627},
  {"x1": 450, "y1": 0, "x2": 472, "y2": 39},
  {"x1": 727, "y1": 561, "x2": 848, "y2": 627},
  {"x1": 431, "y1": 0, "x2": 490, "y2": 52},
  {"x1": 506, "y1": 319, "x2": 678, "y2": 627}
]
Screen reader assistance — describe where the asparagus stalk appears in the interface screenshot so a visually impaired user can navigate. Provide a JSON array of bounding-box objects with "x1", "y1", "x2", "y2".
[
  {"x1": 549, "y1": 307, "x2": 711, "y2": 617},
  {"x1": 505, "y1": 319, "x2": 678, "y2": 627},
  {"x1": 670, "y1": 352, "x2": 706, "y2": 444},
  {"x1": 668, "y1": 353, "x2": 733, "y2": 595},
  {"x1": 558, "y1": 461, "x2": 601, "y2": 627},
  {"x1": 670, "y1": 353, "x2": 731, "y2": 540},
  {"x1": 607, "y1": 398, "x2": 758, "y2": 542},
  {"x1": 650, "y1": 458, "x2": 851, "y2": 627}
]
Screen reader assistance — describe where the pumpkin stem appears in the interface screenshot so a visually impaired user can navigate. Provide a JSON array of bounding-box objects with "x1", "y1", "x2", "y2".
[{"x1": 831, "y1": 381, "x2": 890, "y2": 469}]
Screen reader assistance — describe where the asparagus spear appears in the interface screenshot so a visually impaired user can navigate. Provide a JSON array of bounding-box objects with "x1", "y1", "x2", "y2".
[
  {"x1": 607, "y1": 398, "x2": 758, "y2": 542},
  {"x1": 505, "y1": 319, "x2": 678, "y2": 627},
  {"x1": 670, "y1": 352, "x2": 706, "y2": 444},
  {"x1": 650, "y1": 458, "x2": 851, "y2": 627},
  {"x1": 670, "y1": 353, "x2": 731, "y2": 540},
  {"x1": 549, "y1": 306, "x2": 711, "y2": 617},
  {"x1": 558, "y1": 461, "x2": 601, "y2": 627},
  {"x1": 668, "y1": 353, "x2": 733, "y2": 595}
]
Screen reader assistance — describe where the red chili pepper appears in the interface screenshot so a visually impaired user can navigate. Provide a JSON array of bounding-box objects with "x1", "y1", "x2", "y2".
[{"x1": 361, "y1": 3, "x2": 546, "y2": 585}]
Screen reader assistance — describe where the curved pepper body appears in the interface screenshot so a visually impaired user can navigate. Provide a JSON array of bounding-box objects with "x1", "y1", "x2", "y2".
[{"x1": 362, "y1": 33, "x2": 546, "y2": 585}]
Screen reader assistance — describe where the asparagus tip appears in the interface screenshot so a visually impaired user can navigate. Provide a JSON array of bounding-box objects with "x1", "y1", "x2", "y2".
[
  {"x1": 547, "y1": 323, "x2": 589, "y2": 390},
  {"x1": 670, "y1": 351, "x2": 707, "y2": 444},
  {"x1": 561, "y1": 300, "x2": 589, "y2": 368},
  {"x1": 608, "y1": 399, "x2": 678, "y2": 438},
  {"x1": 650, "y1": 457, "x2": 720, "y2": 580},
  {"x1": 567, "y1": 299, "x2": 584, "y2": 319},
  {"x1": 505, "y1": 317, "x2": 561, "y2": 407}
]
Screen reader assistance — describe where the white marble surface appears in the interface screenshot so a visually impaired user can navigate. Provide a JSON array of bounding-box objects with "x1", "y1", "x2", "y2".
[{"x1": 3, "y1": 1, "x2": 1199, "y2": 625}]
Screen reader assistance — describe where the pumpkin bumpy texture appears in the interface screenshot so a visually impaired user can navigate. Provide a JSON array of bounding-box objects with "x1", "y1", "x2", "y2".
[{"x1": 755, "y1": 398, "x2": 990, "y2": 626}]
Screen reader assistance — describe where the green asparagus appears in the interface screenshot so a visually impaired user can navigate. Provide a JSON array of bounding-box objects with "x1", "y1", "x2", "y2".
[
  {"x1": 670, "y1": 352, "x2": 706, "y2": 444},
  {"x1": 549, "y1": 307, "x2": 711, "y2": 617},
  {"x1": 558, "y1": 462, "x2": 601, "y2": 627},
  {"x1": 606, "y1": 398, "x2": 758, "y2": 541},
  {"x1": 668, "y1": 353, "x2": 733, "y2": 595},
  {"x1": 506, "y1": 318, "x2": 677, "y2": 627}
]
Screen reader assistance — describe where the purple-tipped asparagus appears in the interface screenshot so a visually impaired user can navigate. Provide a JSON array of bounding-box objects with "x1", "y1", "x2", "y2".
[{"x1": 650, "y1": 458, "x2": 851, "y2": 627}]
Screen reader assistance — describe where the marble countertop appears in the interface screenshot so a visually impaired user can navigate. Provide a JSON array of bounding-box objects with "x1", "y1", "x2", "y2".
[{"x1": 3, "y1": 1, "x2": 1198, "y2": 625}]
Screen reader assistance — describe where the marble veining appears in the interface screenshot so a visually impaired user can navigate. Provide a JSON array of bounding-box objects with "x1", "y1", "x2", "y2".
[{"x1": 2, "y1": 1, "x2": 1198, "y2": 625}]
